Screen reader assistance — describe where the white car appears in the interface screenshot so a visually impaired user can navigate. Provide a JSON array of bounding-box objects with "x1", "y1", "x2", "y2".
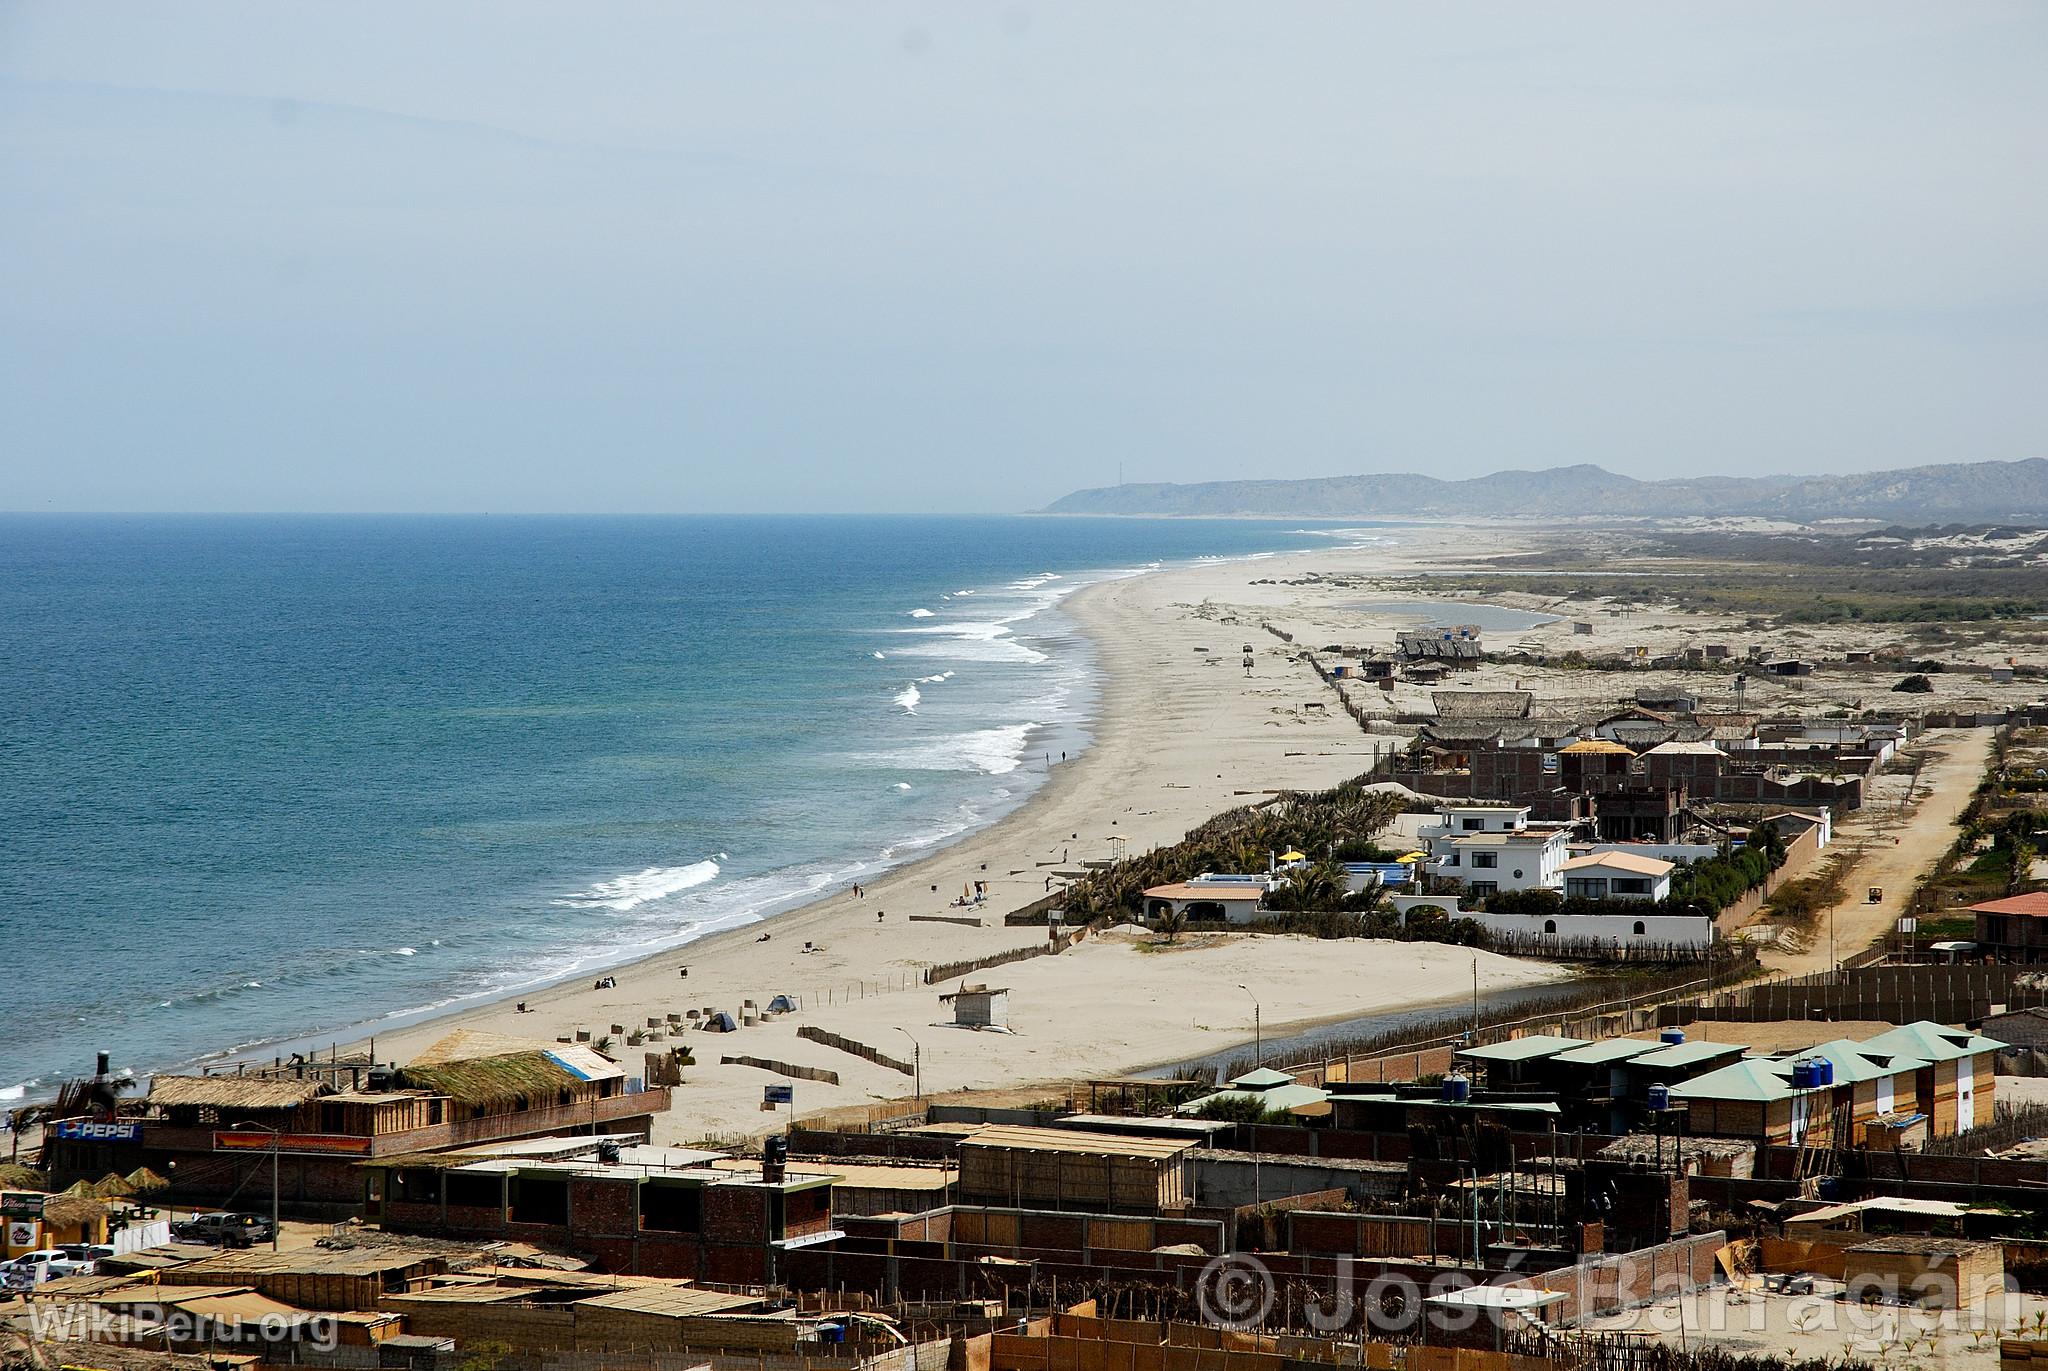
[
  {"x1": 0, "y1": 1248, "x2": 65, "y2": 1288},
  {"x1": 47, "y1": 1244, "x2": 115, "y2": 1278}
]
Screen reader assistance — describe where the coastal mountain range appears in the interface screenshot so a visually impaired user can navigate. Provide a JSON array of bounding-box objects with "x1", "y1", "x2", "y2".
[{"x1": 1042, "y1": 458, "x2": 2048, "y2": 523}]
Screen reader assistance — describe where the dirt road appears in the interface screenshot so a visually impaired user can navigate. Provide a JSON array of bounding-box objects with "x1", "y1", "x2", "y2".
[{"x1": 1759, "y1": 727, "x2": 1994, "y2": 975}]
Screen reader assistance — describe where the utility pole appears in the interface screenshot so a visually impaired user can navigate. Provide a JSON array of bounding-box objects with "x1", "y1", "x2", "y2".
[
  {"x1": 896, "y1": 1027, "x2": 923, "y2": 1102},
  {"x1": 1236, "y1": 984, "x2": 1261, "y2": 1063},
  {"x1": 230, "y1": 1114, "x2": 282, "y2": 1245}
]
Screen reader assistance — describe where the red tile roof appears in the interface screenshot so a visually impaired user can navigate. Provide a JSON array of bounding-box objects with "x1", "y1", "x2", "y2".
[{"x1": 1970, "y1": 892, "x2": 2048, "y2": 917}]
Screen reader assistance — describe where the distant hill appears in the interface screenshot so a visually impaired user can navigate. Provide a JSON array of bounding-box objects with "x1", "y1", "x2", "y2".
[{"x1": 1041, "y1": 458, "x2": 2048, "y2": 522}]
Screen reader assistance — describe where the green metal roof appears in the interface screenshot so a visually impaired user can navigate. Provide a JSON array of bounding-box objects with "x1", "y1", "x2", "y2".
[
  {"x1": 1776, "y1": 1040, "x2": 1928, "y2": 1086},
  {"x1": 1858, "y1": 1021, "x2": 2005, "y2": 1064},
  {"x1": 1455, "y1": 1035, "x2": 1588, "y2": 1064},
  {"x1": 1548, "y1": 1038, "x2": 1664, "y2": 1066},
  {"x1": 1667, "y1": 1058, "x2": 1802, "y2": 1103},
  {"x1": 1628, "y1": 1038, "x2": 1746, "y2": 1069}
]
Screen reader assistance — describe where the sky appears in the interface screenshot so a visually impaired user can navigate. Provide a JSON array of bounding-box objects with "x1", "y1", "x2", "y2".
[{"x1": 1, "y1": 2, "x2": 2044, "y2": 514}]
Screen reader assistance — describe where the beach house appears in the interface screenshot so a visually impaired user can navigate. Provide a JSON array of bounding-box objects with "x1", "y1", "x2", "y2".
[
  {"x1": 1141, "y1": 874, "x2": 1270, "y2": 926},
  {"x1": 1558, "y1": 852, "x2": 1673, "y2": 901},
  {"x1": 39, "y1": 1032, "x2": 671, "y2": 1213}
]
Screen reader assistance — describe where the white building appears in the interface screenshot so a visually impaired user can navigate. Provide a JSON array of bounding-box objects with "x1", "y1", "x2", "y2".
[
  {"x1": 1560, "y1": 852, "x2": 1674, "y2": 901},
  {"x1": 1419, "y1": 804, "x2": 1536, "y2": 840},
  {"x1": 1420, "y1": 803, "x2": 1569, "y2": 897},
  {"x1": 1430, "y1": 830, "x2": 1570, "y2": 897},
  {"x1": 1142, "y1": 874, "x2": 1272, "y2": 926}
]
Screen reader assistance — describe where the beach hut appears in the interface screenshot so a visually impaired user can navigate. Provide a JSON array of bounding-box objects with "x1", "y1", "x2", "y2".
[{"x1": 941, "y1": 984, "x2": 1010, "y2": 1029}]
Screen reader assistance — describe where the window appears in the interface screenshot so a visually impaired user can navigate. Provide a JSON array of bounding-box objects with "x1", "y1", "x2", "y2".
[
  {"x1": 1633, "y1": 921, "x2": 1647, "y2": 936},
  {"x1": 509, "y1": 1174, "x2": 569, "y2": 1227},
  {"x1": 1461, "y1": 818, "x2": 1484, "y2": 831},
  {"x1": 1612, "y1": 878, "x2": 1652, "y2": 896},
  {"x1": 446, "y1": 1172, "x2": 503, "y2": 1211},
  {"x1": 1470, "y1": 882, "x2": 1498, "y2": 898},
  {"x1": 1472, "y1": 852, "x2": 1498, "y2": 870},
  {"x1": 1542, "y1": 919, "x2": 1558, "y2": 934},
  {"x1": 1565, "y1": 878, "x2": 1608, "y2": 899},
  {"x1": 1511, "y1": 869, "x2": 1524, "y2": 880},
  {"x1": 640, "y1": 1182, "x2": 703, "y2": 1234}
]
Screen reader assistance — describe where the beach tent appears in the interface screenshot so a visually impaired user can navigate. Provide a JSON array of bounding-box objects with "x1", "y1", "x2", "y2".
[
  {"x1": 766, "y1": 995, "x2": 799, "y2": 1014},
  {"x1": 701, "y1": 1011, "x2": 739, "y2": 1032}
]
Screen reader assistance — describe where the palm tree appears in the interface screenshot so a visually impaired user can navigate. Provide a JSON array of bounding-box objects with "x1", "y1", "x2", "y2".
[{"x1": 1153, "y1": 903, "x2": 1188, "y2": 944}]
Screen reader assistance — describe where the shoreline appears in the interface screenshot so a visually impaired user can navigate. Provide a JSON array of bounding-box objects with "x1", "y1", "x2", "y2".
[
  {"x1": 194, "y1": 539, "x2": 1336, "y2": 1075},
  {"x1": 285, "y1": 526, "x2": 1583, "y2": 1142}
]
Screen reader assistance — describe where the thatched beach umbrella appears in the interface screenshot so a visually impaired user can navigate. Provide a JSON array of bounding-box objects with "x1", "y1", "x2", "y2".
[
  {"x1": 124, "y1": 1166, "x2": 169, "y2": 1194},
  {"x1": 41, "y1": 1191, "x2": 107, "y2": 1233},
  {"x1": 0, "y1": 1162, "x2": 47, "y2": 1191},
  {"x1": 91, "y1": 1171, "x2": 136, "y2": 1199}
]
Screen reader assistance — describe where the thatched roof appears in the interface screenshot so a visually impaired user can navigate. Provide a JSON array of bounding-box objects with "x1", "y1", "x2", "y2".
[
  {"x1": 147, "y1": 1075, "x2": 330, "y2": 1110},
  {"x1": 1431, "y1": 690, "x2": 1533, "y2": 720},
  {"x1": 125, "y1": 1166, "x2": 170, "y2": 1193},
  {"x1": 0, "y1": 1162, "x2": 48, "y2": 1190},
  {"x1": 408, "y1": 1028, "x2": 560, "y2": 1065},
  {"x1": 397, "y1": 1051, "x2": 590, "y2": 1110},
  {"x1": 91, "y1": 1171, "x2": 136, "y2": 1198},
  {"x1": 42, "y1": 1192, "x2": 108, "y2": 1227}
]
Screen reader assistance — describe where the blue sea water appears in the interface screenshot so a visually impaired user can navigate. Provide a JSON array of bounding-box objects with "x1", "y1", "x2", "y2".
[{"x1": 0, "y1": 514, "x2": 1388, "y2": 1097}]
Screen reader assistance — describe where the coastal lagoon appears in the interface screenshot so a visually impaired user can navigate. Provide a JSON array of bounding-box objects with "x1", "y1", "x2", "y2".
[
  {"x1": 1349, "y1": 598, "x2": 1560, "y2": 633},
  {"x1": 0, "y1": 514, "x2": 1388, "y2": 1096}
]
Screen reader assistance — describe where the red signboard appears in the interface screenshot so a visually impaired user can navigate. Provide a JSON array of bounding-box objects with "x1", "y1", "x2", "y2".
[{"x1": 213, "y1": 1131, "x2": 371, "y2": 1157}]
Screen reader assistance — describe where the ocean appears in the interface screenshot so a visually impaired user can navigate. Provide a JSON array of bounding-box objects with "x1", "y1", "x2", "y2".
[{"x1": 0, "y1": 514, "x2": 1384, "y2": 1099}]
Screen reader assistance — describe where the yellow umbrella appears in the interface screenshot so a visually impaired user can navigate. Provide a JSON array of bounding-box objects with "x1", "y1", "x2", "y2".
[
  {"x1": 1396, "y1": 852, "x2": 1425, "y2": 863},
  {"x1": 1279, "y1": 850, "x2": 1307, "y2": 863}
]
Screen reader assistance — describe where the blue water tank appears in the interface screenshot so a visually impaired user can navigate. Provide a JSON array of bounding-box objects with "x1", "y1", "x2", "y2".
[
  {"x1": 1441, "y1": 1073, "x2": 1471, "y2": 1103},
  {"x1": 1647, "y1": 1083, "x2": 1671, "y2": 1111},
  {"x1": 1791, "y1": 1060, "x2": 1817, "y2": 1090},
  {"x1": 1815, "y1": 1056, "x2": 1835, "y2": 1087},
  {"x1": 1660, "y1": 1029, "x2": 1687, "y2": 1045}
]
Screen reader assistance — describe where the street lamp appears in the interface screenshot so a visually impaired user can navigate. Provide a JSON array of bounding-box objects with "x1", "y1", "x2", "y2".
[
  {"x1": 224, "y1": 1121, "x2": 283, "y2": 1252},
  {"x1": 1236, "y1": 984, "x2": 1261, "y2": 1065},
  {"x1": 895, "y1": 1028, "x2": 923, "y2": 1102}
]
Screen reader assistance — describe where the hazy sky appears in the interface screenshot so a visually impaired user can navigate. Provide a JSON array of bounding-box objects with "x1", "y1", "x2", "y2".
[{"x1": 3, "y1": 3, "x2": 2043, "y2": 513}]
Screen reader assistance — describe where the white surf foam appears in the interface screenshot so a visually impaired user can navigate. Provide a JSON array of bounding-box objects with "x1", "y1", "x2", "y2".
[
  {"x1": 893, "y1": 683, "x2": 921, "y2": 713},
  {"x1": 890, "y1": 620, "x2": 1047, "y2": 664},
  {"x1": 867, "y1": 723, "x2": 1033, "y2": 776},
  {"x1": 556, "y1": 858, "x2": 722, "y2": 912},
  {"x1": 906, "y1": 608, "x2": 934, "y2": 618}
]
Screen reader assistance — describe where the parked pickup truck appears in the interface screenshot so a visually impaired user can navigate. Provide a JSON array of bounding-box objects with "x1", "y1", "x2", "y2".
[
  {"x1": 47, "y1": 1243, "x2": 117, "y2": 1278},
  {"x1": 169, "y1": 1212, "x2": 275, "y2": 1247},
  {"x1": 0, "y1": 1249, "x2": 65, "y2": 1289}
]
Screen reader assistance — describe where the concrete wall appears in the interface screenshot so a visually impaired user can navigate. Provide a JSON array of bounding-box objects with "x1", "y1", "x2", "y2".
[{"x1": 1453, "y1": 910, "x2": 1712, "y2": 949}]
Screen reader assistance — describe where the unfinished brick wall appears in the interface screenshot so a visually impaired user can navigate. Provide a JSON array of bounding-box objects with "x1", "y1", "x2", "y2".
[
  {"x1": 567, "y1": 1175, "x2": 638, "y2": 1238},
  {"x1": 1499, "y1": 1230, "x2": 1725, "y2": 1322}
]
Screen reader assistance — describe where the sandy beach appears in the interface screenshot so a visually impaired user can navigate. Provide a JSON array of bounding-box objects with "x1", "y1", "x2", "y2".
[
  {"x1": 348, "y1": 527, "x2": 1574, "y2": 1140},
  {"x1": 216, "y1": 518, "x2": 2043, "y2": 1142}
]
